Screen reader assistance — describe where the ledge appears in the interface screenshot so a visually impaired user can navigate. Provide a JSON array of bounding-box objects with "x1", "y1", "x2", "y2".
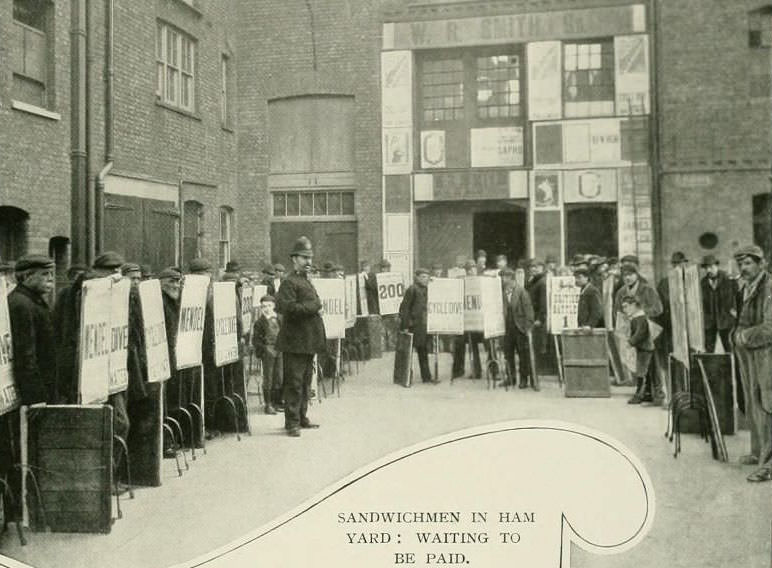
[
  {"x1": 11, "y1": 100, "x2": 61, "y2": 121},
  {"x1": 172, "y1": 0, "x2": 203, "y2": 18},
  {"x1": 155, "y1": 100, "x2": 201, "y2": 121}
]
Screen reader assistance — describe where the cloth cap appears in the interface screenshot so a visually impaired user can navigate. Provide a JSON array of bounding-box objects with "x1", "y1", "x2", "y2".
[
  {"x1": 15, "y1": 255, "x2": 54, "y2": 272},
  {"x1": 607, "y1": 257, "x2": 619, "y2": 266},
  {"x1": 573, "y1": 267, "x2": 590, "y2": 277},
  {"x1": 734, "y1": 245, "x2": 764, "y2": 262},
  {"x1": 273, "y1": 263, "x2": 286, "y2": 272},
  {"x1": 620, "y1": 255, "x2": 639, "y2": 266},
  {"x1": 221, "y1": 272, "x2": 240, "y2": 282},
  {"x1": 700, "y1": 254, "x2": 720, "y2": 267},
  {"x1": 671, "y1": 251, "x2": 688, "y2": 264},
  {"x1": 157, "y1": 267, "x2": 182, "y2": 280},
  {"x1": 225, "y1": 261, "x2": 241, "y2": 273},
  {"x1": 415, "y1": 267, "x2": 430, "y2": 276},
  {"x1": 290, "y1": 236, "x2": 313, "y2": 258},
  {"x1": 262, "y1": 264, "x2": 276, "y2": 276},
  {"x1": 120, "y1": 262, "x2": 141, "y2": 275},
  {"x1": 93, "y1": 251, "x2": 125, "y2": 269},
  {"x1": 260, "y1": 294, "x2": 275, "y2": 303},
  {"x1": 620, "y1": 264, "x2": 639, "y2": 275},
  {"x1": 570, "y1": 254, "x2": 586, "y2": 265},
  {"x1": 188, "y1": 258, "x2": 212, "y2": 273}
]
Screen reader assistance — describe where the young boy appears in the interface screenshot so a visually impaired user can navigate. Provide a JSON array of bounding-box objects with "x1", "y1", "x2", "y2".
[
  {"x1": 253, "y1": 295, "x2": 282, "y2": 414},
  {"x1": 621, "y1": 295, "x2": 654, "y2": 404}
]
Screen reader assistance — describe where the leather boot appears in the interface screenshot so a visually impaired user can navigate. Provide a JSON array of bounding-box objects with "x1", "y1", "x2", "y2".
[{"x1": 628, "y1": 377, "x2": 646, "y2": 404}]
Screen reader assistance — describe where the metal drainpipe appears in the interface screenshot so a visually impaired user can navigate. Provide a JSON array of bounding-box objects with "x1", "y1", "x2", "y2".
[
  {"x1": 649, "y1": 0, "x2": 663, "y2": 281},
  {"x1": 85, "y1": 0, "x2": 96, "y2": 263},
  {"x1": 70, "y1": 0, "x2": 88, "y2": 265},
  {"x1": 95, "y1": 0, "x2": 115, "y2": 253}
]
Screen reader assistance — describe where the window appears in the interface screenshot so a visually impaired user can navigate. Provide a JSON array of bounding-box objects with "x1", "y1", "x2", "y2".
[
  {"x1": 0, "y1": 206, "x2": 29, "y2": 261},
  {"x1": 421, "y1": 58, "x2": 464, "y2": 122},
  {"x1": 220, "y1": 54, "x2": 233, "y2": 128},
  {"x1": 272, "y1": 191, "x2": 355, "y2": 217},
  {"x1": 563, "y1": 40, "x2": 615, "y2": 117},
  {"x1": 749, "y1": 10, "x2": 772, "y2": 48},
  {"x1": 183, "y1": 200, "x2": 204, "y2": 265},
  {"x1": 11, "y1": 0, "x2": 52, "y2": 108},
  {"x1": 476, "y1": 54, "x2": 520, "y2": 119},
  {"x1": 156, "y1": 21, "x2": 196, "y2": 112},
  {"x1": 218, "y1": 207, "x2": 232, "y2": 269}
]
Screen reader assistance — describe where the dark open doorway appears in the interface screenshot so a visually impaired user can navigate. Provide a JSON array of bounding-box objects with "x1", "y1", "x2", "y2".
[
  {"x1": 473, "y1": 208, "x2": 527, "y2": 268},
  {"x1": 565, "y1": 204, "x2": 618, "y2": 260}
]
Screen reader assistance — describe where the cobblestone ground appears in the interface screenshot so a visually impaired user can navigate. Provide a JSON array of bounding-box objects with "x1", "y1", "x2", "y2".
[{"x1": 0, "y1": 352, "x2": 769, "y2": 568}]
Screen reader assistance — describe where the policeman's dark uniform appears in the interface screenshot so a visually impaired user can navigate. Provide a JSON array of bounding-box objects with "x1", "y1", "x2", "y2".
[{"x1": 275, "y1": 237, "x2": 326, "y2": 436}]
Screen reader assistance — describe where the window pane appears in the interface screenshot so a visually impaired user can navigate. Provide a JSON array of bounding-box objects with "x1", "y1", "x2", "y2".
[
  {"x1": 157, "y1": 24, "x2": 164, "y2": 60},
  {"x1": 421, "y1": 58, "x2": 464, "y2": 122},
  {"x1": 273, "y1": 193, "x2": 286, "y2": 216},
  {"x1": 327, "y1": 192, "x2": 342, "y2": 215},
  {"x1": 286, "y1": 193, "x2": 299, "y2": 216},
  {"x1": 341, "y1": 192, "x2": 355, "y2": 215},
  {"x1": 166, "y1": 68, "x2": 177, "y2": 102},
  {"x1": 167, "y1": 30, "x2": 177, "y2": 66},
  {"x1": 313, "y1": 192, "x2": 327, "y2": 216},
  {"x1": 476, "y1": 53, "x2": 521, "y2": 119},
  {"x1": 300, "y1": 192, "x2": 313, "y2": 216}
]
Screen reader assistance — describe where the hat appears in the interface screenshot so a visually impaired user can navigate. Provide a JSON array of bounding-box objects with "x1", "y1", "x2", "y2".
[
  {"x1": 157, "y1": 267, "x2": 182, "y2": 280},
  {"x1": 290, "y1": 236, "x2": 313, "y2": 258},
  {"x1": 93, "y1": 251, "x2": 125, "y2": 269},
  {"x1": 573, "y1": 267, "x2": 590, "y2": 277},
  {"x1": 529, "y1": 258, "x2": 545, "y2": 268},
  {"x1": 360, "y1": 260, "x2": 371, "y2": 270},
  {"x1": 273, "y1": 263, "x2": 286, "y2": 272},
  {"x1": 499, "y1": 268, "x2": 516, "y2": 278},
  {"x1": 607, "y1": 257, "x2": 619, "y2": 266},
  {"x1": 620, "y1": 264, "x2": 639, "y2": 275},
  {"x1": 545, "y1": 255, "x2": 557, "y2": 264},
  {"x1": 475, "y1": 249, "x2": 487, "y2": 258},
  {"x1": 262, "y1": 264, "x2": 276, "y2": 276},
  {"x1": 120, "y1": 262, "x2": 141, "y2": 275},
  {"x1": 15, "y1": 255, "x2": 54, "y2": 272},
  {"x1": 700, "y1": 254, "x2": 720, "y2": 267},
  {"x1": 589, "y1": 256, "x2": 607, "y2": 268},
  {"x1": 188, "y1": 258, "x2": 212, "y2": 273},
  {"x1": 570, "y1": 254, "x2": 586, "y2": 266},
  {"x1": 415, "y1": 267, "x2": 430, "y2": 276},
  {"x1": 322, "y1": 261, "x2": 336, "y2": 272},
  {"x1": 379, "y1": 259, "x2": 392, "y2": 269},
  {"x1": 734, "y1": 245, "x2": 764, "y2": 262},
  {"x1": 225, "y1": 261, "x2": 241, "y2": 273},
  {"x1": 494, "y1": 254, "x2": 507, "y2": 262},
  {"x1": 463, "y1": 259, "x2": 476, "y2": 269},
  {"x1": 671, "y1": 251, "x2": 688, "y2": 264},
  {"x1": 620, "y1": 255, "x2": 639, "y2": 266},
  {"x1": 221, "y1": 272, "x2": 240, "y2": 282},
  {"x1": 260, "y1": 294, "x2": 275, "y2": 303},
  {"x1": 140, "y1": 264, "x2": 153, "y2": 278}
]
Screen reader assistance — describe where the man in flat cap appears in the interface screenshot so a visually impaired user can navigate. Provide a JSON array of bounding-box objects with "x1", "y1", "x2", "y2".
[
  {"x1": 575, "y1": 268, "x2": 603, "y2": 328},
  {"x1": 732, "y1": 245, "x2": 772, "y2": 481},
  {"x1": 452, "y1": 261, "x2": 483, "y2": 379},
  {"x1": 399, "y1": 268, "x2": 434, "y2": 383},
  {"x1": 500, "y1": 268, "x2": 535, "y2": 388},
  {"x1": 475, "y1": 250, "x2": 487, "y2": 274},
  {"x1": 700, "y1": 254, "x2": 737, "y2": 353},
  {"x1": 275, "y1": 236, "x2": 326, "y2": 437},
  {"x1": 121, "y1": 262, "x2": 142, "y2": 286},
  {"x1": 430, "y1": 263, "x2": 444, "y2": 280},
  {"x1": 545, "y1": 255, "x2": 558, "y2": 276},
  {"x1": 261, "y1": 264, "x2": 277, "y2": 296},
  {"x1": 357, "y1": 260, "x2": 378, "y2": 316}
]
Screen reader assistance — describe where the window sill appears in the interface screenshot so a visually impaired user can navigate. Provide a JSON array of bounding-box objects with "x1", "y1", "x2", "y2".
[
  {"x1": 271, "y1": 215, "x2": 357, "y2": 223},
  {"x1": 155, "y1": 100, "x2": 201, "y2": 121},
  {"x1": 221, "y1": 124, "x2": 234, "y2": 133},
  {"x1": 11, "y1": 100, "x2": 61, "y2": 121},
  {"x1": 171, "y1": 0, "x2": 203, "y2": 18}
]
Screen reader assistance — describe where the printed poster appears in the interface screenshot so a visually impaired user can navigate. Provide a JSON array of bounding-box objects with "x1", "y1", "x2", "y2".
[
  {"x1": 615, "y1": 35, "x2": 650, "y2": 115},
  {"x1": 314, "y1": 278, "x2": 346, "y2": 340},
  {"x1": 377, "y1": 272, "x2": 407, "y2": 316},
  {"x1": 241, "y1": 284, "x2": 254, "y2": 333},
  {"x1": 470, "y1": 127, "x2": 524, "y2": 167},
  {"x1": 139, "y1": 279, "x2": 171, "y2": 383},
  {"x1": 175, "y1": 274, "x2": 210, "y2": 370},
  {"x1": 547, "y1": 275, "x2": 580, "y2": 333},
  {"x1": 527, "y1": 41, "x2": 562, "y2": 120},
  {"x1": 213, "y1": 281, "x2": 240, "y2": 367},
  {"x1": 0, "y1": 278, "x2": 19, "y2": 415},
  {"x1": 481, "y1": 276, "x2": 506, "y2": 339},
  {"x1": 78, "y1": 277, "x2": 112, "y2": 404},
  {"x1": 427, "y1": 278, "x2": 464, "y2": 335},
  {"x1": 108, "y1": 278, "x2": 131, "y2": 395},
  {"x1": 345, "y1": 275, "x2": 357, "y2": 328}
]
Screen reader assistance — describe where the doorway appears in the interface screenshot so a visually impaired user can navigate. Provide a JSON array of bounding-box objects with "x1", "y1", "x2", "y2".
[
  {"x1": 473, "y1": 209, "x2": 528, "y2": 268},
  {"x1": 565, "y1": 204, "x2": 618, "y2": 260}
]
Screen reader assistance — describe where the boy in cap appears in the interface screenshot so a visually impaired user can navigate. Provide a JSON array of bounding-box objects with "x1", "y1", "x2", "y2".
[
  {"x1": 621, "y1": 295, "x2": 654, "y2": 404},
  {"x1": 253, "y1": 295, "x2": 282, "y2": 415},
  {"x1": 575, "y1": 267, "x2": 603, "y2": 328}
]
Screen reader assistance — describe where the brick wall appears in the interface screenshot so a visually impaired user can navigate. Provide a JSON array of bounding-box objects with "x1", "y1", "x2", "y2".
[
  {"x1": 0, "y1": 0, "x2": 72, "y2": 257},
  {"x1": 235, "y1": 0, "x2": 384, "y2": 271}
]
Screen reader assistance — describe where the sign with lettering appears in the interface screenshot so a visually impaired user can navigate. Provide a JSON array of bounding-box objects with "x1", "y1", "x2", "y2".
[
  {"x1": 547, "y1": 275, "x2": 580, "y2": 333},
  {"x1": 386, "y1": 5, "x2": 646, "y2": 49},
  {"x1": 683, "y1": 264, "x2": 705, "y2": 353},
  {"x1": 381, "y1": 50, "x2": 413, "y2": 128},
  {"x1": 0, "y1": 278, "x2": 19, "y2": 416},
  {"x1": 615, "y1": 35, "x2": 650, "y2": 115},
  {"x1": 427, "y1": 278, "x2": 464, "y2": 335},
  {"x1": 108, "y1": 279, "x2": 131, "y2": 395},
  {"x1": 669, "y1": 267, "x2": 689, "y2": 365},
  {"x1": 252, "y1": 284, "x2": 268, "y2": 309},
  {"x1": 463, "y1": 276, "x2": 484, "y2": 333},
  {"x1": 345, "y1": 275, "x2": 357, "y2": 328},
  {"x1": 564, "y1": 169, "x2": 618, "y2": 203},
  {"x1": 241, "y1": 284, "x2": 254, "y2": 333},
  {"x1": 421, "y1": 130, "x2": 446, "y2": 169},
  {"x1": 377, "y1": 272, "x2": 407, "y2": 316},
  {"x1": 78, "y1": 277, "x2": 112, "y2": 404},
  {"x1": 175, "y1": 274, "x2": 209, "y2": 370},
  {"x1": 432, "y1": 170, "x2": 510, "y2": 201},
  {"x1": 481, "y1": 276, "x2": 506, "y2": 339},
  {"x1": 527, "y1": 41, "x2": 562, "y2": 120},
  {"x1": 139, "y1": 279, "x2": 171, "y2": 383},
  {"x1": 314, "y1": 278, "x2": 346, "y2": 339},
  {"x1": 470, "y1": 127, "x2": 524, "y2": 167},
  {"x1": 213, "y1": 282, "x2": 239, "y2": 367}
]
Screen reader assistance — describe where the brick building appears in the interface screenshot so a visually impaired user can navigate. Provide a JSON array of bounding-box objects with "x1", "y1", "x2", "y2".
[{"x1": 0, "y1": 0, "x2": 769, "y2": 281}]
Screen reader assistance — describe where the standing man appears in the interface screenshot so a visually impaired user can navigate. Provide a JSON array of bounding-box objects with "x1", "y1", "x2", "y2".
[
  {"x1": 500, "y1": 268, "x2": 535, "y2": 389},
  {"x1": 452, "y1": 260, "x2": 482, "y2": 379},
  {"x1": 275, "y1": 236, "x2": 326, "y2": 437},
  {"x1": 273, "y1": 263, "x2": 286, "y2": 293},
  {"x1": 399, "y1": 268, "x2": 435, "y2": 384},
  {"x1": 575, "y1": 268, "x2": 603, "y2": 328},
  {"x1": 732, "y1": 245, "x2": 772, "y2": 482},
  {"x1": 526, "y1": 259, "x2": 548, "y2": 372},
  {"x1": 430, "y1": 263, "x2": 444, "y2": 280},
  {"x1": 261, "y1": 264, "x2": 277, "y2": 296},
  {"x1": 378, "y1": 259, "x2": 399, "y2": 351},
  {"x1": 475, "y1": 249, "x2": 488, "y2": 274},
  {"x1": 701, "y1": 254, "x2": 737, "y2": 353},
  {"x1": 358, "y1": 260, "x2": 379, "y2": 315},
  {"x1": 545, "y1": 255, "x2": 558, "y2": 276},
  {"x1": 158, "y1": 268, "x2": 183, "y2": 409}
]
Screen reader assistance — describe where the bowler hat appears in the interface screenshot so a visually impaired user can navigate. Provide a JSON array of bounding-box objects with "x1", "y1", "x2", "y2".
[
  {"x1": 157, "y1": 267, "x2": 182, "y2": 280},
  {"x1": 734, "y1": 245, "x2": 764, "y2": 262},
  {"x1": 93, "y1": 251, "x2": 125, "y2": 270},
  {"x1": 700, "y1": 254, "x2": 719, "y2": 267},
  {"x1": 290, "y1": 236, "x2": 313, "y2": 258},
  {"x1": 573, "y1": 267, "x2": 590, "y2": 277},
  {"x1": 15, "y1": 255, "x2": 54, "y2": 272},
  {"x1": 225, "y1": 261, "x2": 241, "y2": 273},
  {"x1": 188, "y1": 258, "x2": 212, "y2": 273}
]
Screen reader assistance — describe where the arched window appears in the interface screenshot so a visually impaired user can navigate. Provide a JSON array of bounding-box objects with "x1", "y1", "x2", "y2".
[
  {"x1": 0, "y1": 206, "x2": 29, "y2": 261},
  {"x1": 183, "y1": 200, "x2": 204, "y2": 265},
  {"x1": 218, "y1": 206, "x2": 233, "y2": 269}
]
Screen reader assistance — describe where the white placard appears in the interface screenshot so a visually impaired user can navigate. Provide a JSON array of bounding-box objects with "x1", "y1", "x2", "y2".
[
  {"x1": 0, "y1": 278, "x2": 19, "y2": 415},
  {"x1": 78, "y1": 277, "x2": 112, "y2": 404},
  {"x1": 470, "y1": 127, "x2": 524, "y2": 167},
  {"x1": 241, "y1": 285, "x2": 254, "y2": 333},
  {"x1": 213, "y1": 282, "x2": 240, "y2": 367},
  {"x1": 427, "y1": 278, "x2": 464, "y2": 335},
  {"x1": 108, "y1": 278, "x2": 131, "y2": 395},
  {"x1": 564, "y1": 169, "x2": 618, "y2": 203},
  {"x1": 615, "y1": 35, "x2": 650, "y2": 115},
  {"x1": 481, "y1": 276, "x2": 506, "y2": 339},
  {"x1": 377, "y1": 272, "x2": 407, "y2": 316},
  {"x1": 175, "y1": 274, "x2": 209, "y2": 370},
  {"x1": 464, "y1": 276, "x2": 484, "y2": 333},
  {"x1": 447, "y1": 267, "x2": 465, "y2": 279},
  {"x1": 345, "y1": 275, "x2": 357, "y2": 328},
  {"x1": 528, "y1": 41, "x2": 562, "y2": 120},
  {"x1": 547, "y1": 275, "x2": 580, "y2": 333},
  {"x1": 314, "y1": 278, "x2": 346, "y2": 339},
  {"x1": 386, "y1": 214, "x2": 411, "y2": 251},
  {"x1": 139, "y1": 279, "x2": 171, "y2": 383},
  {"x1": 421, "y1": 130, "x2": 446, "y2": 169},
  {"x1": 357, "y1": 273, "x2": 369, "y2": 317},
  {"x1": 252, "y1": 284, "x2": 268, "y2": 309},
  {"x1": 381, "y1": 50, "x2": 413, "y2": 128}
]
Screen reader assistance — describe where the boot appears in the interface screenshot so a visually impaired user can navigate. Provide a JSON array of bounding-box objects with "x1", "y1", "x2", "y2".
[{"x1": 628, "y1": 377, "x2": 646, "y2": 404}]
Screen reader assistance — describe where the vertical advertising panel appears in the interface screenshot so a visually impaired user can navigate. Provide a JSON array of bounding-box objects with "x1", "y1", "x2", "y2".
[
  {"x1": 79, "y1": 278, "x2": 113, "y2": 405},
  {"x1": 381, "y1": 50, "x2": 413, "y2": 128},
  {"x1": 547, "y1": 275, "x2": 580, "y2": 333},
  {"x1": 0, "y1": 278, "x2": 19, "y2": 415},
  {"x1": 213, "y1": 282, "x2": 239, "y2": 367},
  {"x1": 139, "y1": 279, "x2": 171, "y2": 383},
  {"x1": 481, "y1": 276, "x2": 506, "y2": 339},
  {"x1": 241, "y1": 285, "x2": 254, "y2": 333},
  {"x1": 527, "y1": 41, "x2": 562, "y2": 121},
  {"x1": 427, "y1": 278, "x2": 464, "y2": 335},
  {"x1": 377, "y1": 272, "x2": 407, "y2": 316},
  {"x1": 615, "y1": 35, "x2": 650, "y2": 116},
  {"x1": 175, "y1": 274, "x2": 210, "y2": 370},
  {"x1": 345, "y1": 275, "x2": 358, "y2": 328},
  {"x1": 108, "y1": 279, "x2": 131, "y2": 395},
  {"x1": 463, "y1": 276, "x2": 484, "y2": 333},
  {"x1": 314, "y1": 278, "x2": 346, "y2": 340}
]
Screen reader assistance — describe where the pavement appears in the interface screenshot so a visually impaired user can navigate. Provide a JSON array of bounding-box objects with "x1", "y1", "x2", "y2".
[{"x1": 0, "y1": 352, "x2": 769, "y2": 568}]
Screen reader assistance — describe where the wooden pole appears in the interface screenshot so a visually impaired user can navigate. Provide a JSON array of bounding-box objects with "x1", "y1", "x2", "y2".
[
  {"x1": 20, "y1": 406, "x2": 28, "y2": 527},
  {"x1": 335, "y1": 338, "x2": 342, "y2": 397},
  {"x1": 553, "y1": 334, "x2": 564, "y2": 386},
  {"x1": 434, "y1": 335, "x2": 439, "y2": 382}
]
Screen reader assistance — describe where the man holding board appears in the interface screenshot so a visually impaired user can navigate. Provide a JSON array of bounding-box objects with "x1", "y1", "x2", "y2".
[
  {"x1": 399, "y1": 268, "x2": 434, "y2": 383},
  {"x1": 500, "y1": 268, "x2": 535, "y2": 389}
]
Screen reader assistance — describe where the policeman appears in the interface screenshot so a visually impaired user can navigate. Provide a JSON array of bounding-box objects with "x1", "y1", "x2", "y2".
[{"x1": 275, "y1": 236, "x2": 326, "y2": 437}]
